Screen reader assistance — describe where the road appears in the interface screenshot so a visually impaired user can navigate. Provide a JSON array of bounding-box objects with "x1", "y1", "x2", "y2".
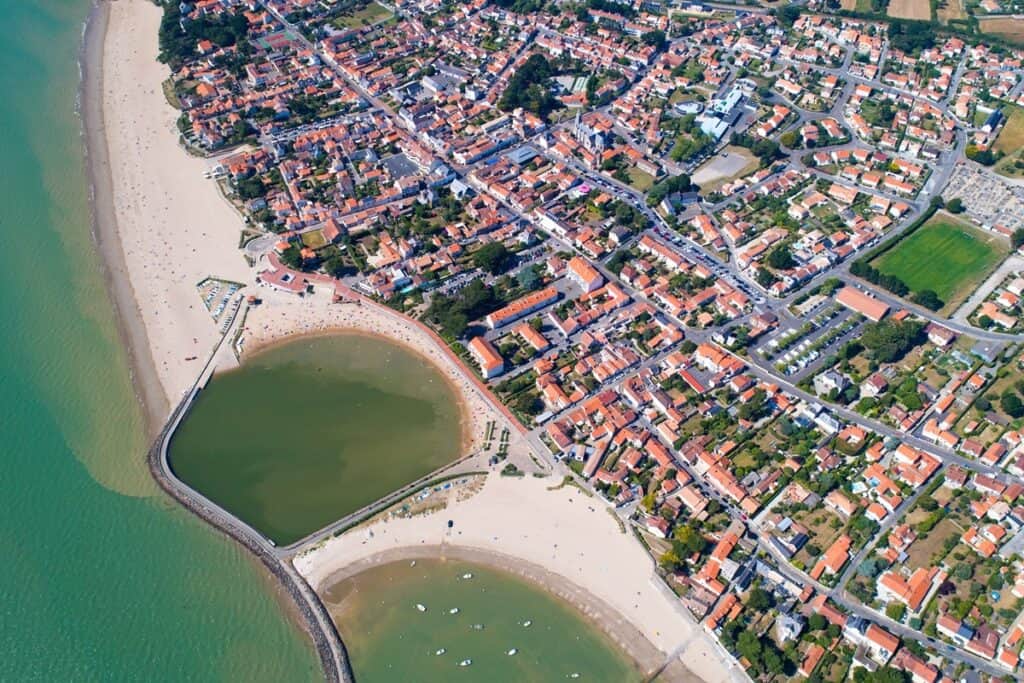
[{"x1": 228, "y1": 5, "x2": 1021, "y2": 676}]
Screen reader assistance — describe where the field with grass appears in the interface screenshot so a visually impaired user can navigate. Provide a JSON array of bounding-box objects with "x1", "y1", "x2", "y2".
[
  {"x1": 978, "y1": 16, "x2": 1024, "y2": 45},
  {"x1": 301, "y1": 229, "x2": 328, "y2": 249},
  {"x1": 625, "y1": 166, "x2": 655, "y2": 192},
  {"x1": 993, "y1": 103, "x2": 1024, "y2": 156},
  {"x1": 887, "y1": 0, "x2": 932, "y2": 20},
  {"x1": 873, "y1": 213, "x2": 1006, "y2": 311},
  {"x1": 330, "y1": 1, "x2": 392, "y2": 29},
  {"x1": 935, "y1": 0, "x2": 966, "y2": 23}
]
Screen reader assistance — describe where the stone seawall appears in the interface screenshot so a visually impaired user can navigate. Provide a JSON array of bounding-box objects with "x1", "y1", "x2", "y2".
[{"x1": 146, "y1": 392, "x2": 355, "y2": 683}]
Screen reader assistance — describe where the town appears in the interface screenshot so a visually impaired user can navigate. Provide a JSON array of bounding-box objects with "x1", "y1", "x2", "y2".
[{"x1": 162, "y1": 0, "x2": 1024, "y2": 680}]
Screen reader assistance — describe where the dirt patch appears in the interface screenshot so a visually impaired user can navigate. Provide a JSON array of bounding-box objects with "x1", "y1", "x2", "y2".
[
  {"x1": 979, "y1": 16, "x2": 1024, "y2": 44},
  {"x1": 936, "y1": 0, "x2": 966, "y2": 23},
  {"x1": 887, "y1": 0, "x2": 932, "y2": 20}
]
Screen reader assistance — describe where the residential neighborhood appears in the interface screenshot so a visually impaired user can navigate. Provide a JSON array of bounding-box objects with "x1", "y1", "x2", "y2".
[{"x1": 161, "y1": 0, "x2": 1024, "y2": 680}]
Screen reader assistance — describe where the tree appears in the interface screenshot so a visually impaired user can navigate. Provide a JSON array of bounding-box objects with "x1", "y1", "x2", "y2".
[
  {"x1": 766, "y1": 244, "x2": 796, "y2": 270},
  {"x1": 860, "y1": 320, "x2": 925, "y2": 363},
  {"x1": 1013, "y1": 228, "x2": 1024, "y2": 249},
  {"x1": 517, "y1": 266, "x2": 540, "y2": 291},
  {"x1": 774, "y1": 4, "x2": 802, "y2": 28},
  {"x1": 641, "y1": 29, "x2": 667, "y2": 51},
  {"x1": 853, "y1": 666, "x2": 910, "y2": 683},
  {"x1": 323, "y1": 255, "x2": 353, "y2": 278},
  {"x1": 808, "y1": 613, "x2": 827, "y2": 631},
  {"x1": 946, "y1": 197, "x2": 964, "y2": 213},
  {"x1": 1002, "y1": 392, "x2": 1024, "y2": 419},
  {"x1": 473, "y1": 242, "x2": 513, "y2": 275},
  {"x1": 498, "y1": 54, "x2": 558, "y2": 120},
  {"x1": 966, "y1": 144, "x2": 997, "y2": 166},
  {"x1": 912, "y1": 289, "x2": 943, "y2": 311},
  {"x1": 747, "y1": 587, "x2": 773, "y2": 611},
  {"x1": 886, "y1": 602, "x2": 906, "y2": 621},
  {"x1": 673, "y1": 524, "x2": 705, "y2": 554},
  {"x1": 646, "y1": 174, "x2": 692, "y2": 206}
]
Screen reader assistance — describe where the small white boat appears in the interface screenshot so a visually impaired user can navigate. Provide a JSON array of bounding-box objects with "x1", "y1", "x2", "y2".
[
  {"x1": 435, "y1": 648, "x2": 446, "y2": 656},
  {"x1": 458, "y1": 659, "x2": 472, "y2": 667},
  {"x1": 449, "y1": 608, "x2": 459, "y2": 614},
  {"x1": 507, "y1": 648, "x2": 518, "y2": 656},
  {"x1": 410, "y1": 561, "x2": 416, "y2": 567},
  {"x1": 461, "y1": 573, "x2": 473, "y2": 579},
  {"x1": 470, "y1": 623, "x2": 484, "y2": 630},
  {"x1": 522, "y1": 620, "x2": 532, "y2": 627},
  {"x1": 415, "y1": 604, "x2": 427, "y2": 612},
  {"x1": 569, "y1": 674, "x2": 580, "y2": 679}
]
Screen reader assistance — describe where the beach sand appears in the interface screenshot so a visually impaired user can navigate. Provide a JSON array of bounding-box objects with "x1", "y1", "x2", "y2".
[
  {"x1": 94, "y1": 3, "x2": 739, "y2": 681},
  {"x1": 99, "y1": 0, "x2": 249, "y2": 426},
  {"x1": 295, "y1": 473, "x2": 742, "y2": 683}
]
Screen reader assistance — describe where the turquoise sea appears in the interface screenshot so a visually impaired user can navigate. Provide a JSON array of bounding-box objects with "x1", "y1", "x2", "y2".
[
  {"x1": 0, "y1": 2, "x2": 319, "y2": 679},
  {"x1": 0, "y1": 3, "x2": 640, "y2": 681}
]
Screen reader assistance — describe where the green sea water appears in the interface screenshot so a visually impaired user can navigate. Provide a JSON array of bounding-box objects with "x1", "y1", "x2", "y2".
[
  {"x1": 0, "y1": 3, "x2": 639, "y2": 681},
  {"x1": 326, "y1": 559, "x2": 643, "y2": 683},
  {"x1": 0, "y1": 1, "x2": 318, "y2": 679},
  {"x1": 169, "y1": 334, "x2": 464, "y2": 545}
]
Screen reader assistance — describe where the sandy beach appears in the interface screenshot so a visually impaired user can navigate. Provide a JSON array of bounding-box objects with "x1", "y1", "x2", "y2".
[
  {"x1": 295, "y1": 473, "x2": 743, "y2": 683},
  {"x1": 88, "y1": 3, "x2": 737, "y2": 681},
  {"x1": 91, "y1": 0, "x2": 249, "y2": 429}
]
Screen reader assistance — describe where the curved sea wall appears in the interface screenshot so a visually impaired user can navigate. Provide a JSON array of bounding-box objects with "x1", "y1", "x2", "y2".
[{"x1": 146, "y1": 384, "x2": 355, "y2": 683}]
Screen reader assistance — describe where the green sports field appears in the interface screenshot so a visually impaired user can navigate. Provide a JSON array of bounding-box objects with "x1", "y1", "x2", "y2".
[{"x1": 873, "y1": 214, "x2": 1005, "y2": 310}]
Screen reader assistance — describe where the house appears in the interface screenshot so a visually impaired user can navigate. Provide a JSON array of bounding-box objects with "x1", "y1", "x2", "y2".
[
  {"x1": 876, "y1": 566, "x2": 946, "y2": 613},
  {"x1": 486, "y1": 287, "x2": 559, "y2": 328},
  {"x1": 861, "y1": 373, "x2": 889, "y2": 398},
  {"x1": 567, "y1": 256, "x2": 604, "y2": 293},
  {"x1": 468, "y1": 336, "x2": 505, "y2": 379},
  {"x1": 814, "y1": 370, "x2": 850, "y2": 397},
  {"x1": 864, "y1": 624, "x2": 900, "y2": 664}
]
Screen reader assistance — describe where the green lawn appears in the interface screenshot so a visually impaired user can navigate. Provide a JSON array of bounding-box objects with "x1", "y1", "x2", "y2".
[
  {"x1": 873, "y1": 214, "x2": 1005, "y2": 310},
  {"x1": 301, "y1": 229, "x2": 328, "y2": 249},
  {"x1": 994, "y1": 103, "x2": 1024, "y2": 156},
  {"x1": 626, "y1": 166, "x2": 655, "y2": 192},
  {"x1": 330, "y1": 1, "x2": 392, "y2": 29},
  {"x1": 994, "y1": 104, "x2": 1024, "y2": 179}
]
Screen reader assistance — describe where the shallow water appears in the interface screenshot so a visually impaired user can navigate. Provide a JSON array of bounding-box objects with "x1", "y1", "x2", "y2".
[
  {"x1": 169, "y1": 333, "x2": 465, "y2": 545},
  {"x1": 0, "y1": 1, "x2": 318, "y2": 679},
  {"x1": 326, "y1": 558, "x2": 643, "y2": 683}
]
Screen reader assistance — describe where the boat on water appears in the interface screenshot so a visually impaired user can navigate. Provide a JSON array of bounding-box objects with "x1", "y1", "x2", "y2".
[
  {"x1": 569, "y1": 674, "x2": 580, "y2": 679},
  {"x1": 461, "y1": 572, "x2": 473, "y2": 579},
  {"x1": 449, "y1": 607, "x2": 459, "y2": 614},
  {"x1": 410, "y1": 560, "x2": 416, "y2": 567},
  {"x1": 507, "y1": 648, "x2": 518, "y2": 656},
  {"x1": 470, "y1": 623, "x2": 484, "y2": 630},
  {"x1": 415, "y1": 603, "x2": 427, "y2": 612},
  {"x1": 435, "y1": 648, "x2": 446, "y2": 656},
  {"x1": 458, "y1": 659, "x2": 472, "y2": 667},
  {"x1": 522, "y1": 620, "x2": 532, "y2": 627}
]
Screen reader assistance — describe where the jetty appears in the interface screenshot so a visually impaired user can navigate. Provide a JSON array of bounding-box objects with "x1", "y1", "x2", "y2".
[{"x1": 145, "y1": 301, "x2": 354, "y2": 683}]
